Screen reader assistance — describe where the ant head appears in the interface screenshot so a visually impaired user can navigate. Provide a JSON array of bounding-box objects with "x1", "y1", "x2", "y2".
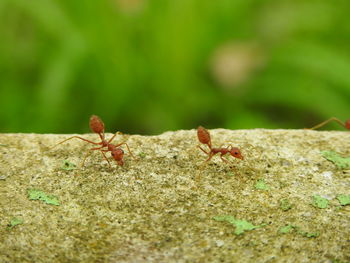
[
  {"x1": 345, "y1": 119, "x2": 350, "y2": 130},
  {"x1": 229, "y1": 147, "x2": 244, "y2": 160},
  {"x1": 89, "y1": 115, "x2": 105, "y2": 134},
  {"x1": 111, "y1": 148, "x2": 124, "y2": 165}
]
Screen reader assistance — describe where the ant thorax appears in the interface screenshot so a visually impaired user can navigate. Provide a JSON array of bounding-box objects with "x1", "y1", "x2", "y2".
[{"x1": 211, "y1": 148, "x2": 229, "y2": 154}]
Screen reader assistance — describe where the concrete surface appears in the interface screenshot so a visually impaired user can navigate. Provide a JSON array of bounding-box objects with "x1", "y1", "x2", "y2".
[{"x1": 0, "y1": 129, "x2": 350, "y2": 263}]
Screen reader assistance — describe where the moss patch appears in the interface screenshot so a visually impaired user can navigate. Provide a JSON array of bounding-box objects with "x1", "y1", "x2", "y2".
[
  {"x1": 312, "y1": 195, "x2": 329, "y2": 209},
  {"x1": 7, "y1": 218, "x2": 23, "y2": 229},
  {"x1": 321, "y1": 151, "x2": 350, "y2": 169},
  {"x1": 138, "y1": 152, "x2": 147, "y2": 159},
  {"x1": 61, "y1": 160, "x2": 77, "y2": 171},
  {"x1": 337, "y1": 194, "x2": 350, "y2": 206},
  {"x1": 28, "y1": 189, "x2": 60, "y2": 206},
  {"x1": 279, "y1": 224, "x2": 319, "y2": 238},
  {"x1": 213, "y1": 215, "x2": 265, "y2": 235},
  {"x1": 254, "y1": 179, "x2": 269, "y2": 190},
  {"x1": 280, "y1": 198, "x2": 293, "y2": 211}
]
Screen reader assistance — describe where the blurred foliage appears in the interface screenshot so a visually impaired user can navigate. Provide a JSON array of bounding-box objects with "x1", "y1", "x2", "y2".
[{"x1": 0, "y1": 0, "x2": 350, "y2": 134}]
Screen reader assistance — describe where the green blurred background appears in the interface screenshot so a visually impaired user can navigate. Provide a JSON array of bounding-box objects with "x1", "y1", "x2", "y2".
[{"x1": 1, "y1": 0, "x2": 350, "y2": 134}]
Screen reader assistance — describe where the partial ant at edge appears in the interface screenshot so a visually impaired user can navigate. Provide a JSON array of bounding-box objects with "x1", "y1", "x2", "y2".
[{"x1": 308, "y1": 117, "x2": 350, "y2": 130}]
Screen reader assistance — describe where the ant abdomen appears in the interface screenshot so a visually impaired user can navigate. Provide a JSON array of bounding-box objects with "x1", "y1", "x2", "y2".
[
  {"x1": 197, "y1": 126, "x2": 211, "y2": 146},
  {"x1": 89, "y1": 115, "x2": 105, "y2": 134},
  {"x1": 345, "y1": 119, "x2": 350, "y2": 130}
]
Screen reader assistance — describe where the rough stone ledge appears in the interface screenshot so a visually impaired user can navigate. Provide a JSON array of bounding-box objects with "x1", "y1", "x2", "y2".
[{"x1": 0, "y1": 129, "x2": 350, "y2": 263}]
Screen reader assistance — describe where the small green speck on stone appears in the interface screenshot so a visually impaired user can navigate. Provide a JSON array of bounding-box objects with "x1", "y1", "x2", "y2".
[
  {"x1": 337, "y1": 194, "x2": 350, "y2": 206},
  {"x1": 138, "y1": 152, "x2": 147, "y2": 158},
  {"x1": 280, "y1": 199, "x2": 292, "y2": 211},
  {"x1": 61, "y1": 160, "x2": 76, "y2": 170},
  {"x1": 321, "y1": 151, "x2": 350, "y2": 169},
  {"x1": 255, "y1": 179, "x2": 269, "y2": 190},
  {"x1": 279, "y1": 224, "x2": 294, "y2": 234},
  {"x1": 312, "y1": 195, "x2": 328, "y2": 209},
  {"x1": 279, "y1": 224, "x2": 319, "y2": 238},
  {"x1": 297, "y1": 229, "x2": 319, "y2": 238},
  {"x1": 7, "y1": 217, "x2": 23, "y2": 229},
  {"x1": 28, "y1": 189, "x2": 60, "y2": 206},
  {"x1": 213, "y1": 215, "x2": 265, "y2": 235},
  {"x1": 305, "y1": 232, "x2": 319, "y2": 238}
]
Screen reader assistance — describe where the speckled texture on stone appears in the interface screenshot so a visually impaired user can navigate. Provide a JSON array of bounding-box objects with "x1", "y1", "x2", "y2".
[{"x1": 0, "y1": 129, "x2": 350, "y2": 263}]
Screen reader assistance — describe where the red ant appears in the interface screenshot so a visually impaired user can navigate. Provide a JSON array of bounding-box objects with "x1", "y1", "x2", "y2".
[
  {"x1": 309, "y1": 117, "x2": 350, "y2": 130},
  {"x1": 197, "y1": 126, "x2": 244, "y2": 164},
  {"x1": 50, "y1": 115, "x2": 135, "y2": 167}
]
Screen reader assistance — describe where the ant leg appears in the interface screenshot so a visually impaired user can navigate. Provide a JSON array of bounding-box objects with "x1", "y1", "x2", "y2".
[
  {"x1": 218, "y1": 144, "x2": 232, "y2": 151},
  {"x1": 99, "y1": 150, "x2": 111, "y2": 168},
  {"x1": 308, "y1": 117, "x2": 345, "y2": 130},
  {"x1": 80, "y1": 146, "x2": 107, "y2": 168},
  {"x1": 107, "y1": 131, "x2": 123, "y2": 144},
  {"x1": 81, "y1": 151, "x2": 93, "y2": 168},
  {"x1": 197, "y1": 145, "x2": 215, "y2": 163},
  {"x1": 225, "y1": 144, "x2": 238, "y2": 150},
  {"x1": 205, "y1": 152, "x2": 215, "y2": 162},
  {"x1": 220, "y1": 153, "x2": 230, "y2": 163},
  {"x1": 50, "y1": 136, "x2": 101, "y2": 150},
  {"x1": 197, "y1": 145, "x2": 209, "y2": 154}
]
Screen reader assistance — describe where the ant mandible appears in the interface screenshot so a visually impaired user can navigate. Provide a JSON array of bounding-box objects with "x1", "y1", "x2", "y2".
[
  {"x1": 309, "y1": 117, "x2": 350, "y2": 130},
  {"x1": 50, "y1": 115, "x2": 135, "y2": 167},
  {"x1": 197, "y1": 126, "x2": 244, "y2": 164}
]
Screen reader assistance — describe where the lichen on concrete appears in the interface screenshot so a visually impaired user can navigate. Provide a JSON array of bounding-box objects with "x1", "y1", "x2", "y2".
[
  {"x1": 0, "y1": 129, "x2": 350, "y2": 262},
  {"x1": 321, "y1": 151, "x2": 350, "y2": 169}
]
